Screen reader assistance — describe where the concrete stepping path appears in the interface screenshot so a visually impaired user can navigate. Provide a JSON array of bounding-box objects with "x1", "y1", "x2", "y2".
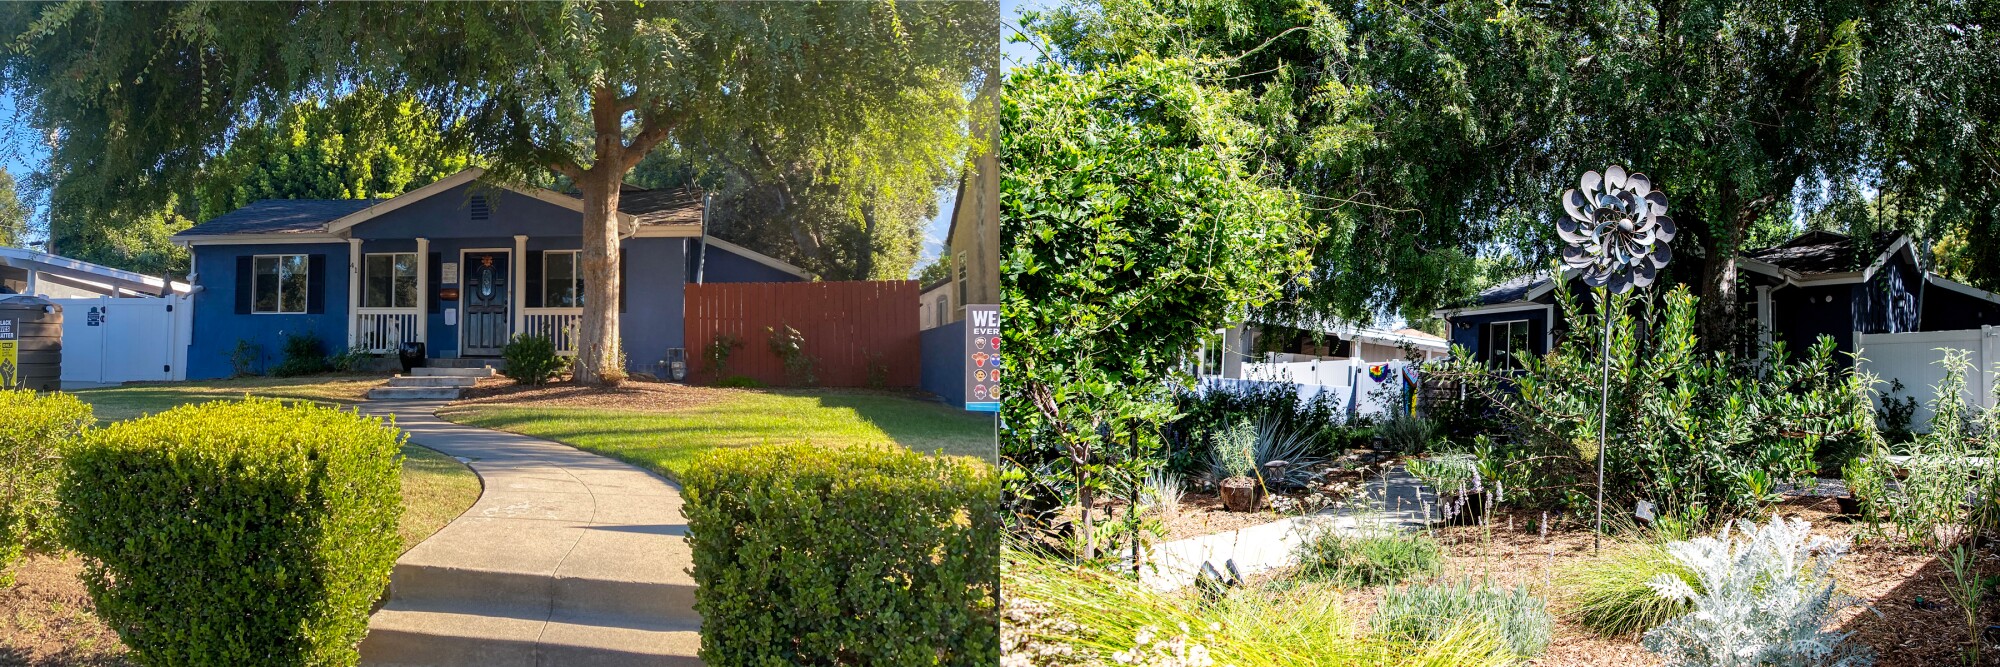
[
  {"x1": 356, "y1": 400, "x2": 702, "y2": 667},
  {"x1": 1141, "y1": 466, "x2": 1434, "y2": 591}
]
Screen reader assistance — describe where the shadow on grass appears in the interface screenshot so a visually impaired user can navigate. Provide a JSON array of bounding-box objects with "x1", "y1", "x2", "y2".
[{"x1": 803, "y1": 392, "x2": 995, "y2": 462}]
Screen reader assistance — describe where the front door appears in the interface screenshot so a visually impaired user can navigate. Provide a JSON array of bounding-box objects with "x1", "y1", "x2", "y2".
[{"x1": 461, "y1": 251, "x2": 511, "y2": 356}]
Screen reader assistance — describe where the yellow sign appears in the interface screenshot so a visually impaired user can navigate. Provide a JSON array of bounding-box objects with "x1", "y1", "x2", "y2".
[{"x1": 0, "y1": 339, "x2": 18, "y2": 388}]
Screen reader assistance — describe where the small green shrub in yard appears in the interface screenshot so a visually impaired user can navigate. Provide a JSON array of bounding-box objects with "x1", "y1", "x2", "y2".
[
  {"x1": 0, "y1": 390, "x2": 93, "y2": 585},
  {"x1": 683, "y1": 442, "x2": 999, "y2": 666},
  {"x1": 1376, "y1": 579, "x2": 1553, "y2": 660},
  {"x1": 501, "y1": 333, "x2": 570, "y2": 385},
  {"x1": 1294, "y1": 528, "x2": 1442, "y2": 587},
  {"x1": 1558, "y1": 542, "x2": 1698, "y2": 638},
  {"x1": 59, "y1": 398, "x2": 403, "y2": 666},
  {"x1": 1376, "y1": 413, "x2": 1440, "y2": 454},
  {"x1": 270, "y1": 331, "x2": 330, "y2": 377}
]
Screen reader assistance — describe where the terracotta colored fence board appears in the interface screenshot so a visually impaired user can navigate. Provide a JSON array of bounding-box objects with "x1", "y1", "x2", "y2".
[{"x1": 684, "y1": 280, "x2": 921, "y2": 387}]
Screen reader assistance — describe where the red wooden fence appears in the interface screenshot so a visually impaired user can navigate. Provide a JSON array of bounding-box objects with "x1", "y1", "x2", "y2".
[{"x1": 684, "y1": 281, "x2": 921, "y2": 387}]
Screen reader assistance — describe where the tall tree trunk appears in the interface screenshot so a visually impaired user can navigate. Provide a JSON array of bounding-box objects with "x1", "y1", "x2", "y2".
[
  {"x1": 575, "y1": 169, "x2": 624, "y2": 385},
  {"x1": 1697, "y1": 236, "x2": 1739, "y2": 352}
]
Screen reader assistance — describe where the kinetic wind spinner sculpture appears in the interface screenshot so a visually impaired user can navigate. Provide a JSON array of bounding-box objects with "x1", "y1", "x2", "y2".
[{"x1": 1560, "y1": 165, "x2": 1673, "y2": 552}]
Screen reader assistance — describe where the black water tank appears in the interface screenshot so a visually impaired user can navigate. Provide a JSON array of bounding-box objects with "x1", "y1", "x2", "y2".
[{"x1": 0, "y1": 296, "x2": 61, "y2": 391}]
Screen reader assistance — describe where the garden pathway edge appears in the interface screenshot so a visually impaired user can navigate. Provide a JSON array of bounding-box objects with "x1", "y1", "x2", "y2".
[{"x1": 1140, "y1": 466, "x2": 1434, "y2": 591}]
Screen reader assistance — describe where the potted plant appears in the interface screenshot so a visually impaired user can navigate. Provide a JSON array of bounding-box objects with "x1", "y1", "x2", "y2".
[{"x1": 1209, "y1": 421, "x2": 1261, "y2": 512}]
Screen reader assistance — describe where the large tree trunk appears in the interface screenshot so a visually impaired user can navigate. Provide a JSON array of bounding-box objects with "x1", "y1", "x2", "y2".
[
  {"x1": 574, "y1": 170, "x2": 625, "y2": 385},
  {"x1": 1697, "y1": 236, "x2": 1739, "y2": 353}
]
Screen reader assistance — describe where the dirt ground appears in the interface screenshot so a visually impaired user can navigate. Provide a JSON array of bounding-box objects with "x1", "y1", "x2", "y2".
[{"x1": 0, "y1": 555, "x2": 128, "y2": 666}]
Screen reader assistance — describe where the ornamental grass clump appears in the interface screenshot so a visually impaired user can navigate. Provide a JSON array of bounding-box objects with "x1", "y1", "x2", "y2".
[
  {"x1": 1003, "y1": 550, "x2": 1514, "y2": 667},
  {"x1": 1294, "y1": 527, "x2": 1443, "y2": 588},
  {"x1": 1558, "y1": 541, "x2": 1698, "y2": 638},
  {"x1": 1375, "y1": 579, "x2": 1554, "y2": 660},
  {"x1": 59, "y1": 398, "x2": 403, "y2": 666},
  {"x1": 0, "y1": 390, "x2": 93, "y2": 585},
  {"x1": 1640, "y1": 517, "x2": 1873, "y2": 667}
]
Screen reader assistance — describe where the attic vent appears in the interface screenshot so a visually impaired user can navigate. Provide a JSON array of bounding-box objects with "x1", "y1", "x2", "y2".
[{"x1": 469, "y1": 195, "x2": 490, "y2": 221}]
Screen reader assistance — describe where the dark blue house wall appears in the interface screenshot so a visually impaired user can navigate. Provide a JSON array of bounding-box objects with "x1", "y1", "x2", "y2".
[
  {"x1": 691, "y1": 241, "x2": 806, "y2": 283},
  {"x1": 620, "y1": 236, "x2": 687, "y2": 376},
  {"x1": 350, "y1": 183, "x2": 587, "y2": 240},
  {"x1": 920, "y1": 320, "x2": 966, "y2": 406},
  {"x1": 188, "y1": 242, "x2": 351, "y2": 379},
  {"x1": 1446, "y1": 306, "x2": 1552, "y2": 363}
]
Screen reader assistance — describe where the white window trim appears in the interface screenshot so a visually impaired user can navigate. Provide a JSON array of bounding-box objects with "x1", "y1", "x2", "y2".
[
  {"x1": 362, "y1": 252, "x2": 420, "y2": 309},
  {"x1": 1488, "y1": 319, "x2": 1530, "y2": 370},
  {"x1": 252, "y1": 253, "x2": 309, "y2": 315}
]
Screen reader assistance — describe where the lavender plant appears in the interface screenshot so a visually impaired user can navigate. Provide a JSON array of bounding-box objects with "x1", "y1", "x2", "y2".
[{"x1": 1640, "y1": 517, "x2": 1874, "y2": 667}]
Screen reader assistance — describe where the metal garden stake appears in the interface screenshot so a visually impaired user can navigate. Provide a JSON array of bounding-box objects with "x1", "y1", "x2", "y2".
[{"x1": 1557, "y1": 165, "x2": 1674, "y2": 552}]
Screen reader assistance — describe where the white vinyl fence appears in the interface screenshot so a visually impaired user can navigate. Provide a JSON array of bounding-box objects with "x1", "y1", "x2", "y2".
[
  {"x1": 55, "y1": 295, "x2": 193, "y2": 384},
  {"x1": 1854, "y1": 326, "x2": 1999, "y2": 429},
  {"x1": 1199, "y1": 359, "x2": 1419, "y2": 422}
]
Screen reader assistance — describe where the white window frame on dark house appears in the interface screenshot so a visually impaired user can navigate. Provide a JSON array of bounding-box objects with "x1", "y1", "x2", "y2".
[
  {"x1": 1485, "y1": 319, "x2": 1531, "y2": 370},
  {"x1": 362, "y1": 252, "x2": 419, "y2": 309},
  {"x1": 542, "y1": 250, "x2": 586, "y2": 308},
  {"x1": 252, "y1": 254, "x2": 309, "y2": 314}
]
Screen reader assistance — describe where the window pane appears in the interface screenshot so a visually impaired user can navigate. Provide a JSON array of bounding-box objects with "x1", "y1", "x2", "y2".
[
  {"x1": 280, "y1": 255, "x2": 308, "y2": 313},
  {"x1": 546, "y1": 252, "x2": 577, "y2": 307},
  {"x1": 393, "y1": 254, "x2": 418, "y2": 308},
  {"x1": 253, "y1": 256, "x2": 280, "y2": 313},
  {"x1": 364, "y1": 255, "x2": 392, "y2": 308}
]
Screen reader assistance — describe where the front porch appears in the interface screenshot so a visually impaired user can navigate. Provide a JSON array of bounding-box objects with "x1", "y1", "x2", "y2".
[{"x1": 343, "y1": 235, "x2": 585, "y2": 358}]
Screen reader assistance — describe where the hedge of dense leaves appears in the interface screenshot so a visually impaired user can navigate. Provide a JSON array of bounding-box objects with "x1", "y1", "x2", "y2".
[
  {"x1": 0, "y1": 390, "x2": 93, "y2": 585},
  {"x1": 59, "y1": 398, "x2": 403, "y2": 666},
  {"x1": 682, "y1": 442, "x2": 1000, "y2": 666}
]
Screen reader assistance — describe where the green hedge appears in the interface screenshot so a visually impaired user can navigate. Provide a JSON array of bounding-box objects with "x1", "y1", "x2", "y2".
[
  {"x1": 59, "y1": 398, "x2": 404, "y2": 666},
  {"x1": 683, "y1": 442, "x2": 999, "y2": 666},
  {"x1": 0, "y1": 390, "x2": 93, "y2": 585}
]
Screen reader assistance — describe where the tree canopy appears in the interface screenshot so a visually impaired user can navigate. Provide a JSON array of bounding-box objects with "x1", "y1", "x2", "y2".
[{"x1": 1, "y1": 2, "x2": 993, "y2": 382}]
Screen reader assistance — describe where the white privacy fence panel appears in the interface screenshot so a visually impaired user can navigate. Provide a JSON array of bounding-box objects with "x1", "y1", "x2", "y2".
[
  {"x1": 55, "y1": 295, "x2": 191, "y2": 384},
  {"x1": 1855, "y1": 326, "x2": 1999, "y2": 429},
  {"x1": 1200, "y1": 359, "x2": 1420, "y2": 422}
]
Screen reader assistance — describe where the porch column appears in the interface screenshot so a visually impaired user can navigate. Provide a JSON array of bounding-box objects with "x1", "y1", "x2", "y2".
[
  {"x1": 1755, "y1": 285, "x2": 1773, "y2": 360},
  {"x1": 416, "y1": 237, "x2": 430, "y2": 349},
  {"x1": 346, "y1": 239, "x2": 362, "y2": 349},
  {"x1": 513, "y1": 234, "x2": 527, "y2": 339}
]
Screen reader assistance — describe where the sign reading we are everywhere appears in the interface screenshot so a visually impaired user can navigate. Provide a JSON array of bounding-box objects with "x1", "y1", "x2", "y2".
[{"x1": 965, "y1": 304, "x2": 1000, "y2": 412}]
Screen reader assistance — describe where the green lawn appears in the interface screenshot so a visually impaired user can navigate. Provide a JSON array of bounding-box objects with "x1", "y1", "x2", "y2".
[
  {"x1": 69, "y1": 375, "x2": 480, "y2": 552},
  {"x1": 439, "y1": 389, "x2": 995, "y2": 479}
]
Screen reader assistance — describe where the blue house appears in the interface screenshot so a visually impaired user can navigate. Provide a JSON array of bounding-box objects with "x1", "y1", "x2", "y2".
[{"x1": 170, "y1": 168, "x2": 810, "y2": 379}]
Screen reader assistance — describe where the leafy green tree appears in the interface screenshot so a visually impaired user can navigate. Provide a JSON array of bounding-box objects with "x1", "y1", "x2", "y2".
[
  {"x1": 1000, "y1": 57, "x2": 1313, "y2": 558},
  {"x1": 0, "y1": 2, "x2": 993, "y2": 384},
  {"x1": 0, "y1": 169, "x2": 30, "y2": 249},
  {"x1": 914, "y1": 254, "x2": 952, "y2": 285}
]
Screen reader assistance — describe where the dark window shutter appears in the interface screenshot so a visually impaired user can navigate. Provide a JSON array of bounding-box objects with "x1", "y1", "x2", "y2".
[
  {"x1": 306, "y1": 254, "x2": 327, "y2": 314},
  {"x1": 618, "y1": 249, "x2": 628, "y2": 313},
  {"x1": 525, "y1": 250, "x2": 544, "y2": 309},
  {"x1": 234, "y1": 256, "x2": 253, "y2": 314},
  {"x1": 428, "y1": 252, "x2": 444, "y2": 314}
]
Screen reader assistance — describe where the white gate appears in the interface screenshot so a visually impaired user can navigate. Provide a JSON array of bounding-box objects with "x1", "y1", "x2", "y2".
[
  {"x1": 55, "y1": 295, "x2": 192, "y2": 384},
  {"x1": 1855, "y1": 326, "x2": 2000, "y2": 429}
]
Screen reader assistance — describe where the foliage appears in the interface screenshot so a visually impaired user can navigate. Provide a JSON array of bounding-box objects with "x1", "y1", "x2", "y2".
[
  {"x1": 1939, "y1": 544, "x2": 1993, "y2": 666},
  {"x1": 1558, "y1": 542, "x2": 1698, "y2": 638},
  {"x1": 1848, "y1": 350, "x2": 2000, "y2": 550},
  {"x1": 1294, "y1": 527, "x2": 1443, "y2": 588},
  {"x1": 0, "y1": 391, "x2": 92, "y2": 586},
  {"x1": 1024, "y1": 0, "x2": 2000, "y2": 340},
  {"x1": 1874, "y1": 379, "x2": 1920, "y2": 445},
  {"x1": 1432, "y1": 283, "x2": 1878, "y2": 520},
  {"x1": 59, "y1": 398, "x2": 403, "y2": 666},
  {"x1": 500, "y1": 334, "x2": 570, "y2": 386},
  {"x1": 269, "y1": 332, "x2": 330, "y2": 377},
  {"x1": 0, "y1": 2, "x2": 993, "y2": 383},
  {"x1": 703, "y1": 332, "x2": 743, "y2": 380},
  {"x1": 1000, "y1": 57, "x2": 1315, "y2": 557},
  {"x1": 1208, "y1": 420, "x2": 1258, "y2": 481},
  {"x1": 324, "y1": 347, "x2": 376, "y2": 373},
  {"x1": 1375, "y1": 579, "x2": 1554, "y2": 660},
  {"x1": 716, "y1": 375, "x2": 765, "y2": 389},
  {"x1": 1003, "y1": 550, "x2": 1516, "y2": 667},
  {"x1": 764, "y1": 324, "x2": 818, "y2": 387},
  {"x1": 1166, "y1": 383, "x2": 1349, "y2": 477},
  {"x1": 0, "y1": 169, "x2": 31, "y2": 248},
  {"x1": 1138, "y1": 468, "x2": 1185, "y2": 522},
  {"x1": 228, "y1": 339, "x2": 261, "y2": 377},
  {"x1": 1641, "y1": 518, "x2": 1873, "y2": 667},
  {"x1": 1202, "y1": 418, "x2": 1325, "y2": 492},
  {"x1": 681, "y1": 442, "x2": 998, "y2": 666},
  {"x1": 1377, "y1": 413, "x2": 1441, "y2": 455},
  {"x1": 1407, "y1": 454, "x2": 1480, "y2": 497}
]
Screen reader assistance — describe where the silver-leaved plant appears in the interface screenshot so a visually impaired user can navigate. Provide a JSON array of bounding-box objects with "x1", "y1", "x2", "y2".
[{"x1": 1641, "y1": 517, "x2": 1874, "y2": 667}]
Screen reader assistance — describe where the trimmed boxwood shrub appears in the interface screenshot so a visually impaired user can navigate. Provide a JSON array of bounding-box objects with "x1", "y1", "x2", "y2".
[
  {"x1": 0, "y1": 390, "x2": 93, "y2": 585},
  {"x1": 682, "y1": 442, "x2": 1000, "y2": 666},
  {"x1": 501, "y1": 333, "x2": 569, "y2": 385},
  {"x1": 59, "y1": 398, "x2": 403, "y2": 666}
]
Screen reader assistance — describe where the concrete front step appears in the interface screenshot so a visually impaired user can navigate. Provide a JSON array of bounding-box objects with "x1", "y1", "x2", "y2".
[
  {"x1": 388, "y1": 562, "x2": 699, "y2": 624},
  {"x1": 368, "y1": 386, "x2": 463, "y2": 401},
  {"x1": 360, "y1": 603, "x2": 702, "y2": 667},
  {"x1": 428, "y1": 357, "x2": 505, "y2": 369},
  {"x1": 388, "y1": 375, "x2": 479, "y2": 388},
  {"x1": 412, "y1": 366, "x2": 497, "y2": 378}
]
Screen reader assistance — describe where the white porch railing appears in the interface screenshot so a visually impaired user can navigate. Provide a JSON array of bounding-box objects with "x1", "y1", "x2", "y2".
[
  {"x1": 355, "y1": 308, "x2": 420, "y2": 353},
  {"x1": 521, "y1": 308, "x2": 584, "y2": 356}
]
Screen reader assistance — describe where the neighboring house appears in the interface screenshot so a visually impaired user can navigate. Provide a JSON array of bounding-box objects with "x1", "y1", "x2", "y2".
[
  {"x1": 1436, "y1": 230, "x2": 2000, "y2": 368},
  {"x1": 170, "y1": 168, "x2": 809, "y2": 380},
  {"x1": 0, "y1": 245, "x2": 190, "y2": 298},
  {"x1": 1196, "y1": 318, "x2": 1449, "y2": 382},
  {"x1": 921, "y1": 118, "x2": 999, "y2": 330}
]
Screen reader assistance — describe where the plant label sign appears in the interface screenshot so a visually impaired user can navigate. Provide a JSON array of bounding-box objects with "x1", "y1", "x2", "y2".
[{"x1": 965, "y1": 304, "x2": 1000, "y2": 412}]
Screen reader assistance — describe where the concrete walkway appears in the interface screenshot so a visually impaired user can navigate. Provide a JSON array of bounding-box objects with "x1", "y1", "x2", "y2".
[
  {"x1": 1141, "y1": 466, "x2": 1434, "y2": 591},
  {"x1": 356, "y1": 401, "x2": 702, "y2": 667}
]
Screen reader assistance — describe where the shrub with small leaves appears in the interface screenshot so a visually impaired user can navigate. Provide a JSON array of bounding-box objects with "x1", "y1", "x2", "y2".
[
  {"x1": 1294, "y1": 527, "x2": 1442, "y2": 587},
  {"x1": 501, "y1": 333, "x2": 570, "y2": 385},
  {"x1": 1376, "y1": 579, "x2": 1553, "y2": 660},
  {"x1": 0, "y1": 390, "x2": 93, "y2": 586},
  {"x1": 270, "y1": 331, "x2": 330, "y2": 377},
  {"x1": 1640, "y1": 517, "x2": 1873, "y2": 667},
  {"x1": 59, "y1": 398, "x2": 403, "y2": 666},
  {"x1": 682, "y1": 442, "x2": 999, "y2": 665}
]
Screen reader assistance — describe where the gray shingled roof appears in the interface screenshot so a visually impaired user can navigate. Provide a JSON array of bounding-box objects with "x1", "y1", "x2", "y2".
[
  {"x1": 615, "y1": 187, "x2": 703, "y2": 226},
  {"x1": 1475, "y1": 271, "x2": 1554, "y2": 305},
  {"x1": 176, "y1": 199, "x2": 383, "y2": 237},
  {"x1": 1743, "y1": 230, "x2": 1902, "y2": 275}
]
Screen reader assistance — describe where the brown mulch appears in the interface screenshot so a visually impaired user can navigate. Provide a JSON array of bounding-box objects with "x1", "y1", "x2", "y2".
[
  {"x1": 0, "y1": 555, "x2": 130, "y2": 666},
  {"x1": 447, "y1": 377, "x2": 737, "y2": 412}
]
